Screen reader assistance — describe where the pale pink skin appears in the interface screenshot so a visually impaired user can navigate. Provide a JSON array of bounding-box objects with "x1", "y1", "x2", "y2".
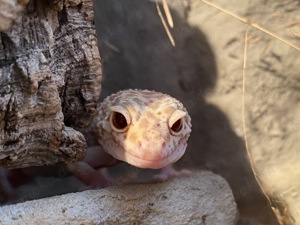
[{"x1": 69, "y1": 90, "x2": 192, "y2": 188}]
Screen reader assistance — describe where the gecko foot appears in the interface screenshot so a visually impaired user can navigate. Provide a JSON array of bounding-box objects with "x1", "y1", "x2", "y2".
[
  {"x1": 78, "y1": 169, "x2": 115, "y2": 191},
  {"x1": 153, "y1": 165, "x2": 191, "y2": 182}
]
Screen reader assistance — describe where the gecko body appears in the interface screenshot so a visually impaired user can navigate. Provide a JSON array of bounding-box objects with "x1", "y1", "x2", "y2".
[{"x1": 69, "y1": 89, "x2": 192, "y2": 187}]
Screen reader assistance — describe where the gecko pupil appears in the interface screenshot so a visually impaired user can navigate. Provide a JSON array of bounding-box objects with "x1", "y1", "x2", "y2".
[
  {"x1": 112, "y1": 112, "x2": 127, "y2": 129},
  {"x1": 171, "y1": 119, "x2": 183, "y2": 133}
]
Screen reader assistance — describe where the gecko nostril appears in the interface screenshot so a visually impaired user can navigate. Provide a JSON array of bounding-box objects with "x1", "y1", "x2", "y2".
[{"x1": 137, "y1": 141, "x2": 142, "y2": 149}]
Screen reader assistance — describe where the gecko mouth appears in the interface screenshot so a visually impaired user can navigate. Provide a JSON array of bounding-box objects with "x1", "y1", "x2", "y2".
[{"x1": 121, "y1": 147, "x2": 185, "y2": 169}]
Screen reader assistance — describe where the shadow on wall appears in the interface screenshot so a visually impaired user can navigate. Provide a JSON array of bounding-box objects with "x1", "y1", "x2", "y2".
[{"x1": 94, "y1": 0, "x2": 270, "y2": 209}]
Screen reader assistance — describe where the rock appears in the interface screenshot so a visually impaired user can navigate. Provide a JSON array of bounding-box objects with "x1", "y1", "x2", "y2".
[{"x1": 0, "y1": 171, "x2": 238, "y2": 225}]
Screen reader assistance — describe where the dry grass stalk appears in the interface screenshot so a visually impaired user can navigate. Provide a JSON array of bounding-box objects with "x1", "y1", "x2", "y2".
[
  {"x1": 200, "y1": 0, "x2": 300, "y2": 51},
  {"x1": 162, "y1": 0, "x2": 173, "y2": 28},
  {"x1": 156, "y1": 0, "x2": 175, "y2": 46}
]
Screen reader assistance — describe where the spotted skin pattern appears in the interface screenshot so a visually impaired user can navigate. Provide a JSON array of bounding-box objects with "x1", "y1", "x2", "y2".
[{"x1": 95, "y1": 89, "x2": 192, "y2": 169}]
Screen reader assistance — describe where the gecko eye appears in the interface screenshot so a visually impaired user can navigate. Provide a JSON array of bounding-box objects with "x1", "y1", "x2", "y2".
[
  {"x1": 170, "y1": 118, "x2": 184, "y2": 135},
  {"x1": 110, "y1": 111, "x2": 129, "y2": 132},
  {"x1": 168, "y1": 109, "x2": 186, "y2": 136}
]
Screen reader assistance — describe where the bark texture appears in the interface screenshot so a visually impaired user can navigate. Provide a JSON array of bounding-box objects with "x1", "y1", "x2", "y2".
[
  {"x1": 0, "y1": 0, "x2": 102, "y2": 168},
  {"x1": 0, "y1": 0, "x2": 30, "y2": 31}
]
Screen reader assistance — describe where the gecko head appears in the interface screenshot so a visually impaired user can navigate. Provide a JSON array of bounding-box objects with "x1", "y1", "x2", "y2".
[{"x1": 97, "y1": 89, "x2": 192, "y2": 169}]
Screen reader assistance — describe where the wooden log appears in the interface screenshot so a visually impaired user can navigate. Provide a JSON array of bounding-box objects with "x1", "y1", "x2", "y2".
[
  {"x1": 0, "y1": 0, "x2": 102, "y2": 168},
  {"x1": 0, "y1": 0, "x2": 30, "y2": 31}
]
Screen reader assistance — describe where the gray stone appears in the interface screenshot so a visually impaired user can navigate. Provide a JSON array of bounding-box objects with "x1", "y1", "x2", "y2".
[{"x1": 0, "y1": 171, "x2": 237, "y2": 225}]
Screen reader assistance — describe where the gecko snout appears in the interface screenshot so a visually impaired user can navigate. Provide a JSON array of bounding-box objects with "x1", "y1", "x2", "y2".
[{"x1": 135, "y1": 137, "x2": 171, "y2": 161}]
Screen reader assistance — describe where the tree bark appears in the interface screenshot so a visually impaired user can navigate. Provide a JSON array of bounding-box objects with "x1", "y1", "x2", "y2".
[
  {"x1": 0, "y1": 0, "x2": 30, "y2": 32},
  {"x1": 0, "y1": 0, "x2": 102, "y2": 169}
]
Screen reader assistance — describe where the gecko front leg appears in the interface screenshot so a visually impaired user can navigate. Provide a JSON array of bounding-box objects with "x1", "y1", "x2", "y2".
[
  {"x1": 67, "y1": 145, "x2": 118, "y2": 189},
  {"x1": 153, "y1": 165, "x2": 191, "y2": 181}
]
